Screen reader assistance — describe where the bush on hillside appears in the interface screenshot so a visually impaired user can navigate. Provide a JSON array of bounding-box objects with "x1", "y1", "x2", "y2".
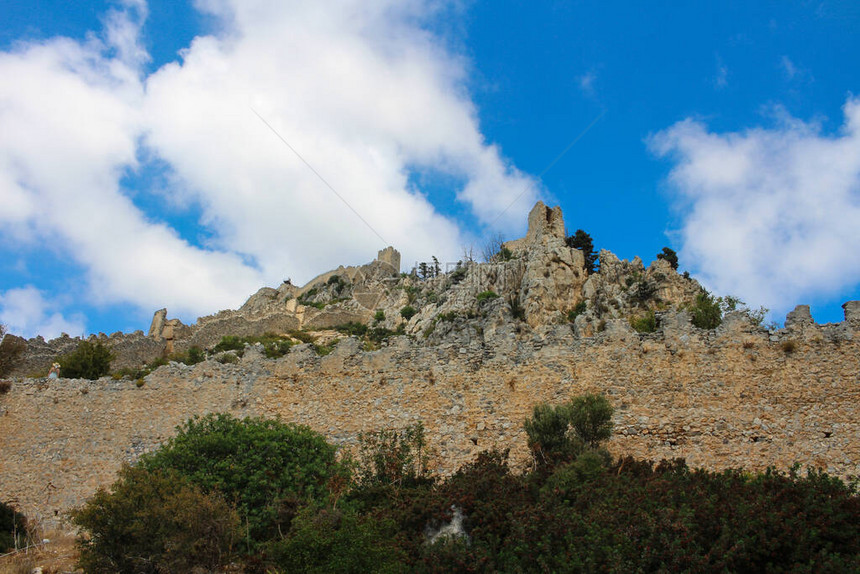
[
  {"x1": 524, "y1": 393, "x2": 613, "y2": 465},
  {"x1": 71, "y1": 466, "x2": 238, "y2": 573},
  {"x1": 58, "y1": 340, "x2": 113, "y2": 380},
  {"x1": 400, "y1": 306, "x2": 417, "y2": 321},
  {"x1": 566, "y1": 229, "x2": 598, "y2": 274},
  {"x1": 356, "y1": 423, "x2": 430, "y2": 489},
  {"x1": 139, "y1": 413, "x2": 346, "y2": 546},
  {"x1": 657, "y1": 246, "x2": 679, "y2": 270},
  {"x1": 690, "y1": 290, "x2": 722, "y2": 329},
  {"x1": 0, "y1": 500, "x2": 28, "y2": 552},
  {"x1": 630, "y1": 310, "x2": 657, "y2": 333}
]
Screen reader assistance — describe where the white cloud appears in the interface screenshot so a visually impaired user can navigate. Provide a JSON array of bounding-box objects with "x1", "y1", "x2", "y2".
[
  {"x1": 780, "y1": 55, "x2": 813, "y2": 83},
  {"x1": 650, "y1": 97, "x2": 860, "y2": 316},
  {"x1": 0, "y1": 287, "x2": 85, "y2": 340},
  {"x1": 0, "y1": 1, "x2": 538, "y2": 329},
  {"x1": 578, "y1": 71, "x2": 596, "y2": 96},
  {"x1": 714, "y1": 55, "x2": 728, "y2": 89},
  {"x1": 0, "y1": 5, "x2": 266, "y2": 320}
]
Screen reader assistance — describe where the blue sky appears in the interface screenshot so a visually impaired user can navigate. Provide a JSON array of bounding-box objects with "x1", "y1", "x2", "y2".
[{"x1": 1, "y1": 0, "x2": 859, "y2": 339}]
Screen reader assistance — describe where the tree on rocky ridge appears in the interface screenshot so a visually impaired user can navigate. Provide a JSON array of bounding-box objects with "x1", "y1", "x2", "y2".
[{"x1": 566, "y1": 229, "x2": 598, "y2": 274}]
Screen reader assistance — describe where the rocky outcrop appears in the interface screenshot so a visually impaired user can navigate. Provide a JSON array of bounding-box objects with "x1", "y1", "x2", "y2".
[{"x1": 3, "y1": 203, "x2": 857, "y2": 380}]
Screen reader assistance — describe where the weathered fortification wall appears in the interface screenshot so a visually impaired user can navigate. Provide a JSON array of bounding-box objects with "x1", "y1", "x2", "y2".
[
  {"x1": 2, "y1": 202, "x2": 858, "y2": 528},
  {"x1": 2, "y1": 315, "x2": 858, "y2": 528}
]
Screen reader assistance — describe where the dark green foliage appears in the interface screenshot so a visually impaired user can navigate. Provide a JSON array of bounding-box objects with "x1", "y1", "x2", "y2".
[
  {"x1": 657, "y1": 246, "x2": 679, "y2": 270},
  {"x1": 448, "y1": 265, "x2": 467, "y2": 284},
  {"x1": 288, "y1": 330, "x2": 316, "y2": 344},
  {"x1": 357, "y1": 423, "x2": 430, "y2": 488},
  {"x1": 567, "y1": 394, "x2": 614, "y2": 448},
  {"x1": 0, "y1": 329, "x2": 26, "y2": 377},
  {"x1": 632, "y1": 279, "x2": 657, "y2": 305},
  {"x1": 508, "y1": 294, "x2": 525, "y2": 320},
  {"x1": 374, "y1": 309, "x2": 386, "y2": 322},
  {"x1": 213, "y1": 335, "x2": 244, "y2": 353},
  {"x1": 212, "y1": 333, "x2": 294, "y2": 360},
  {"x1": 59, "y1": 340, "x2": 113, "y2": 380},
  {"x1": 0, "y1": 500, "x2": 28, "y2": 552},
  {"x1": 497, "y1": 246, "x2": 513, "y2": 261},
  {"x1": 400, "y1": 306, "x2": 417, "y2": 321},
  {"x1": 524, "y1": 403, "x2": 584, "y2": 466},
  {"x1": 630, "y1": 310, "x2": 657, "y2": 333},
  {"x1": 566, "y1": 229, "x2": 598, "y2": 274},
  {"x1": 326, "y1": 274, "x2": 348, "y2": 292},
  {"x1": 567, "y1": 301, "x2": 587, "y2": 322},
  {"x1": 267, "y1": 505, "x2": 408, "y2": 573},
  {"x1": 140, "y1": 414, "x2": 345, "y2": 547},
  {"x1": 335, "y1": 321, "x2": 368, "y2": 337},
  {"x1": 217, "y1": 352, "x2": 239, "y2": 364},
  {"x1": 524, "y1": 394, "x2": 613, "y2": 465},
  {"x1": 476, "y1": 290, "x2": 499, "y2": 302},
  {"x1": 70, "y1": 465, "x2": 238, "y2": 573},
  {"x1": 184, "y1": 346, "x2": 205, "y2": 364},
  {"x1": 73, "y1": 405, "x2": 860, "y2": 573},
  {"x1": 334, "y1": 323, "x2": 395, "y2": 348},
  {"x1": 690, "y1": 290, "x2": 723, "y2": 329}
]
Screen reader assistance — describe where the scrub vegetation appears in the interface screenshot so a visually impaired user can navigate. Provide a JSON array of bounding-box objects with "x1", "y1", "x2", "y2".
[{"x1": 66, "y1": 395, "x2": 859, "y2": 573}]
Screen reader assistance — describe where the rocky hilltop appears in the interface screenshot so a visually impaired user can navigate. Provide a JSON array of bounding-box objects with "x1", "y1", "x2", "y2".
[
  {"x1": 1, "y1": 202, "x2": 858, "y2": 526},
  {"x1": 9, "y1": 201, "x2": 723, "y2": 375}
]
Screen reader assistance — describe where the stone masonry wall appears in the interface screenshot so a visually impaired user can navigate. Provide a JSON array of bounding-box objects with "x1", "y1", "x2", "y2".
[{"x1": 1, "y1": 322, "x2": 858, "y2": 528}]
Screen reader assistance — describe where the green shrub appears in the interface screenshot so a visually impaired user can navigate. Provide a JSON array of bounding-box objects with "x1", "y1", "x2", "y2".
[
  {"x1": 374, "y1": 310, "x2": 386, "y2": 322},
  {"x1": 524, "y1": 403, "x2": 583, "y2": 466},
  {"x1": 267, "y1": 506, "x2": 408, "y2": 573},
  {"x1": 313, "y1": 342, "x2": 336, "y2": 356},
  {"x1": 509, "y1": 294, "x2": 525, "y2": 320},
  {"x1": 213, "y1": 335, "x2": 244, "y2": 353},
  {"x1": 657, "y1": 246, "x2": 679, "y2": 270},
  {"x1": 71, "y1": 465, "x2": 239, "y2": 573},
  {"x1": 140, "y1": 414, "x2": 346, "y2": 547},
  {"x1": 59, "y1": 340, "x2": 113, "y2": 380},
  {"x1": 690, "y1": 291, "x2": 722, "y2": 329},
  {"x1": 524, "y1": 394, "x2": 614, "y2": 465},
  {"x1": 185, "y1": 346, "x2": 205, "y2": 364},
  {"x1": 476, "y1": 290, "x2": 499, "y2": 302},
  {"x1": 566, "y1": 229, "x2": 598, "y2": 274},
  {"x1": 217, "y1": 352, "x2": 239, "y2": 364},
  {"x1": 356, "y1": 422, "x2": 430, "y2": 488},
  {"x1": 288, "y1": 330, "x2": 316, "y2": 345},
  {"x1": 567, "y1": 301, "x2": 587, "y2": 322},
  {"x1": 449, "y1": 266, "x2": 467, "y2": 284},
  {"x1": 567, "y1": 394, "x2": 614, "y2": 448},
  {"x1": 630, "y1": 310, "x2": 657, "y2": 333},
  {"x1": 0, "y1": 500, "x2": 28, "y2": 552},
  {"x1": 335, "y1": 322, "x2": 368, "y2": 337},
  {"x1": 400, "y1": 306, "x2": 417, "y2": 321}
]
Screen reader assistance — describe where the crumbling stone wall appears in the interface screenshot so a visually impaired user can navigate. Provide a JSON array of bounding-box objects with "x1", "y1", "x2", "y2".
[{"x1": 1, "y1": 311, "x2": 857, "y2": 528}]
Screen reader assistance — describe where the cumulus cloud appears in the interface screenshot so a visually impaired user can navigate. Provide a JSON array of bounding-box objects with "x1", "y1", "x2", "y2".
[
  {"x1": 0, "y1": 1, "x2": 539, "y2": 331},
  {"x1": 0, "y1": 287, "x2": 85, "y2": 339},
  {"x1": 650, "y1": 97, "x2": 860, "y2": 316}
]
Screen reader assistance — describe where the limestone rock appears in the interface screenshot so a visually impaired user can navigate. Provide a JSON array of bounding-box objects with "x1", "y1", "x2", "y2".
[
  {"x1": 148, "y1": 308, "x2": 167, "y2": 339},
  {"x1": 843, "y1": 301, "x2": 860, "y2": 329},
  {"x1": 785, "y1": 305, "x2": 814, "y2": 329}
]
